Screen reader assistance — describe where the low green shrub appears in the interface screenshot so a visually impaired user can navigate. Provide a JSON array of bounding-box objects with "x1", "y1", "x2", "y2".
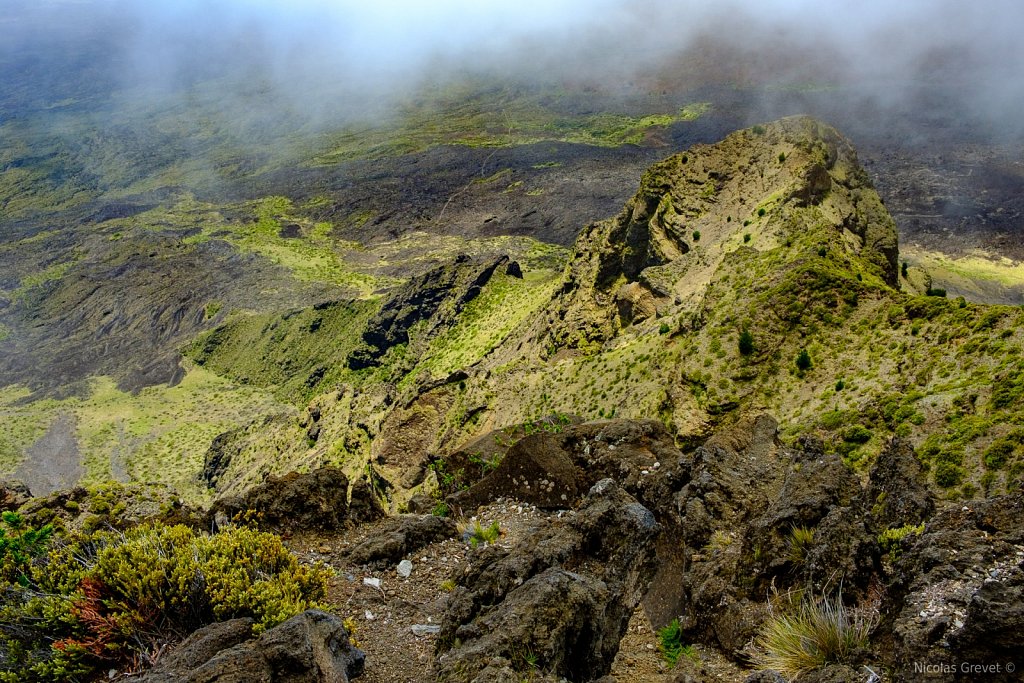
[
  {"x1": 0, "y1": 512, "x2": 54, "y2": 586},
  {"x1": 463, "y1": 520, "x2": 501, "y2": 548},
  {"x1": 878, "y1": 523, "x2": 924, "y2": 562},
  {"x1": 0, "y1": 522, "x2": 329, "y2": 681},
  {"x1": 657, "y1": 618, "x2": 696, "y2": 666}
]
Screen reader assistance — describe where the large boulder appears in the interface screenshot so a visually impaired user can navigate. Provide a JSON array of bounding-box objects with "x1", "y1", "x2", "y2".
[
  {"x1": 863, "y1": 437, "x2": 935, "y2": 532},
  {"x1": 446, "y1": 418, "x2": 690, "y2": 515},
  {"x1": 881, "y1": 491, "x2": 1024, "y2": 682},
  {"x1": 0, "y1": 480, "x2": 31, "y2": 512},
  {"x1": 139, "y1": 610, "x2": 364, "y2": 683},
  {"x1": 208, "y1": 467, "x2": 349, "y2": 531},
  {"x1": 447, "y1": 433, "x2": 583, "y2": 512},
  {"x1": 436, "y1": 479, "x2": 659, "y2": 682},
  {"x1": 344, "y1": 514, "x2": 459, "y2": 567}
]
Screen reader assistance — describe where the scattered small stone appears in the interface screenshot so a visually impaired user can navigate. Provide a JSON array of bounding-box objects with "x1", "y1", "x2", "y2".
[
  {"x1": 397, "y1": 560, "x2": 413, "y2": 578},
  {"x1": 363, "y1": 577, "x2": 381, "y2": 589},
  {"x1": 365, "y1": 610, "x2": 375, "y2": 620},
  {"x1": 318, "y1": 544, "x2": 331, "y2": 553},
  {"x1": 411, "y1": 624, "x2": 441, "y2": 636}
]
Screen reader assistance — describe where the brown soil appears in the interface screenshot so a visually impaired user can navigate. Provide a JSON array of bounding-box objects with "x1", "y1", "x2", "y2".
[{"x1": 288, "y1": 498, "x2": 756, "y2": 683}]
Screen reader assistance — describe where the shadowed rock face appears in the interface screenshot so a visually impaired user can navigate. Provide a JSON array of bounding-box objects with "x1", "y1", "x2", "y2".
[
  {"x1": 436, "y1": 480, "x2": 659, "y2": 683},
  {"x1": 138, "y1": 610, "x2": 365, "y2": 683},
  {"x1": 347, "y1": 255, "x2": 509, "y2": 370}
]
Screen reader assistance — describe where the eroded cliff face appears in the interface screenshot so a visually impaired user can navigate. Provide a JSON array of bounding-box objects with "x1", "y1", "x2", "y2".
[{"x1": 540, "y1": 115, "x2": 899, "y2": 351}]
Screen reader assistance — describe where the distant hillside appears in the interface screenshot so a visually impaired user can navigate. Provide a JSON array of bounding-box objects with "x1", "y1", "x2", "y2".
[{"x1": 189, "y1": 117, "x2": 1024, "y2": 508}]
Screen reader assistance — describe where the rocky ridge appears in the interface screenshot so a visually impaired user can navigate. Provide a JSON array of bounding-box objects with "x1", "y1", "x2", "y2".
[{"x1": 181, "y1": 116, "x2": 1024, "y2": 516}]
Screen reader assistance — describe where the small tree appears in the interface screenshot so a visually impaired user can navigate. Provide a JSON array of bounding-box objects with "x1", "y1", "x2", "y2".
[
  {"x1": 739, "y1": 329, "x2": 755, "y2": 356},
  {"x1": 796, "y1": 349, "x2": 812, "y2": 372}
]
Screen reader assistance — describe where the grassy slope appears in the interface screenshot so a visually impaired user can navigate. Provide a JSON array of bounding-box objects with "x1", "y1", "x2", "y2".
[
  {"x1": 0, "y1": 366, "x2": 287, "y2": 505},
  {"x1": 138, "y1": 118, "x2": 1024, "y2": 506},
  {"x1": 3, "y1": 76, "x2": 664, "y2": 499},
  {"x1": 6, "y1": 72, "x2": 1021, "y2": 506}
]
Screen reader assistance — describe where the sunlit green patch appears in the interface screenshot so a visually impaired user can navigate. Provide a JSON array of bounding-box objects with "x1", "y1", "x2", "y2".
[
  {"x1": 0, "y1": 367, "x2": 287, "y2": 505},
  {"x1": 407, "y1": 269, "x2": 561, "y2": 384},
  {"x1": 312, "y1": 83, "x2": 713, "y2": 164},
  {"x1": 11, "y1": 259, "x2": 77, "y2": 302}
]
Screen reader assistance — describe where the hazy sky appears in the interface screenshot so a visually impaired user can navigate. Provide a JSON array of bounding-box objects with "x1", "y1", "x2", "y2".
[{"x1": 4, "y1": 0, "x2": 1023, "y2": 137}]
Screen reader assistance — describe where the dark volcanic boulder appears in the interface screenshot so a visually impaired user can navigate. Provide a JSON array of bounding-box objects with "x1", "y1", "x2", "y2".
[
  {"x1": 445, "y1": 418, "x2": 690, "y2": 515},
  {"x1": 0, "y1": 479, "x2": 31, "y2": 512},
  {"x1": 344, "y1": 514, "x2": 459, "y2": 566},
  {"x1": 139, "y1": 610, "x2": 364, "y2": 683},
  {"x1": 209, "y1": 467, "x2": 349, "y2": 531},
  {"x1": 881, "y1": 491, "x2": 1024, "y2": 682},
  {"x1": 743, "y1": 434, "x2": 863, "y2": 583},
  {"x1": 436, "y1": 479, "x2": 659, "y2": 682},
  {"x1": 864, "y1": 437, "x2": 935, "y2": 531},
  {"x1": 447, "y1": 433, "x2": 583, "y2": 512}
]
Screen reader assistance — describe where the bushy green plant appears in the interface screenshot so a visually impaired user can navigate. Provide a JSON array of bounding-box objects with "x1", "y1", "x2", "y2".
[
  {"x1": 739, "y1": 329, "x2": 755, "y2": 356},
  {"x1": 0, "y1": 512, "x2": 54, "y2": 585},
  {"x1": 657, "y1": 618, "x2": 696, "y2": 666},
  {"x1": 464, "y1": 520, "x2": 501, "y2": 547},
  {"x1": 0, "y1": 523, "x2": 329, "y2": 681},
  {"x1": 878, "y1": 523, "x2": 924, "y2": 562},
  {"x1": 796, "y1": 349, "x2": 812, "y2": 372},
  {"x1": 842, "y1": 425, "x2": 872, "y2": 444},
  {"x1": 934, "y1": 461, "x2": 966, "y2": 488}
]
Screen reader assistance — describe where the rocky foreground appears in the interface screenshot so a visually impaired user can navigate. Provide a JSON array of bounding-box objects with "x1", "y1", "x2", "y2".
[
  {"x1": 4, "y1": 414, "x2": 1021, "y2": 682},
  {"x1": 3, "y1": 118, "x2": 1023, "y2": 682}
]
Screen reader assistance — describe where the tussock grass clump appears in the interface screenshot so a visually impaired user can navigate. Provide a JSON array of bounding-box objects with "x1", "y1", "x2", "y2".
[
  {"x1": 461, "y1": 520, "x2": 502, "y2": 547},
  {"x1": 756, "y1": 591, "x2": 877, "y2": 680},
  {"x1": 787, "y1": 526, "x2": 815, "y2": 565}
]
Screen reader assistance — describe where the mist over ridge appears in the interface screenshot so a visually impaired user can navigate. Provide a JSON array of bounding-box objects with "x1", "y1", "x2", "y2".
[{"x1": 4, "y1": 0, "x2": 1024, "y2": 140}]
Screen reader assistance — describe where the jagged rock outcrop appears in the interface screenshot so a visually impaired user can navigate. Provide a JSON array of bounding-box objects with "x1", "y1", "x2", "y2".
[
  {"x1": 0, "y1": 480, "x2": 31, "y2": 512},
  {"x1": 880, "y1": 491, "x2": 1024, "y2": 682},
  {"x1": 138, "y1": 610, "x2": 365, "y2": 683},
  {"x1": 446, "y1": 418, "x2": 690, "y2": 515},
  {"x1": 665, "y1": 416, "x2": 887, "y2": 656},
  {"x1": 208, "y1": 467, "x2": 350, "y2": 531},
  {"x1": 436, "y1": 480, "x2": 659, "y2": 682},
  {"x1": 348, "y1": 254, "x2": 510, "y2": 369},
  {"x1": 539, "y1": 115, "x2": 899, "y2": 350}
]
